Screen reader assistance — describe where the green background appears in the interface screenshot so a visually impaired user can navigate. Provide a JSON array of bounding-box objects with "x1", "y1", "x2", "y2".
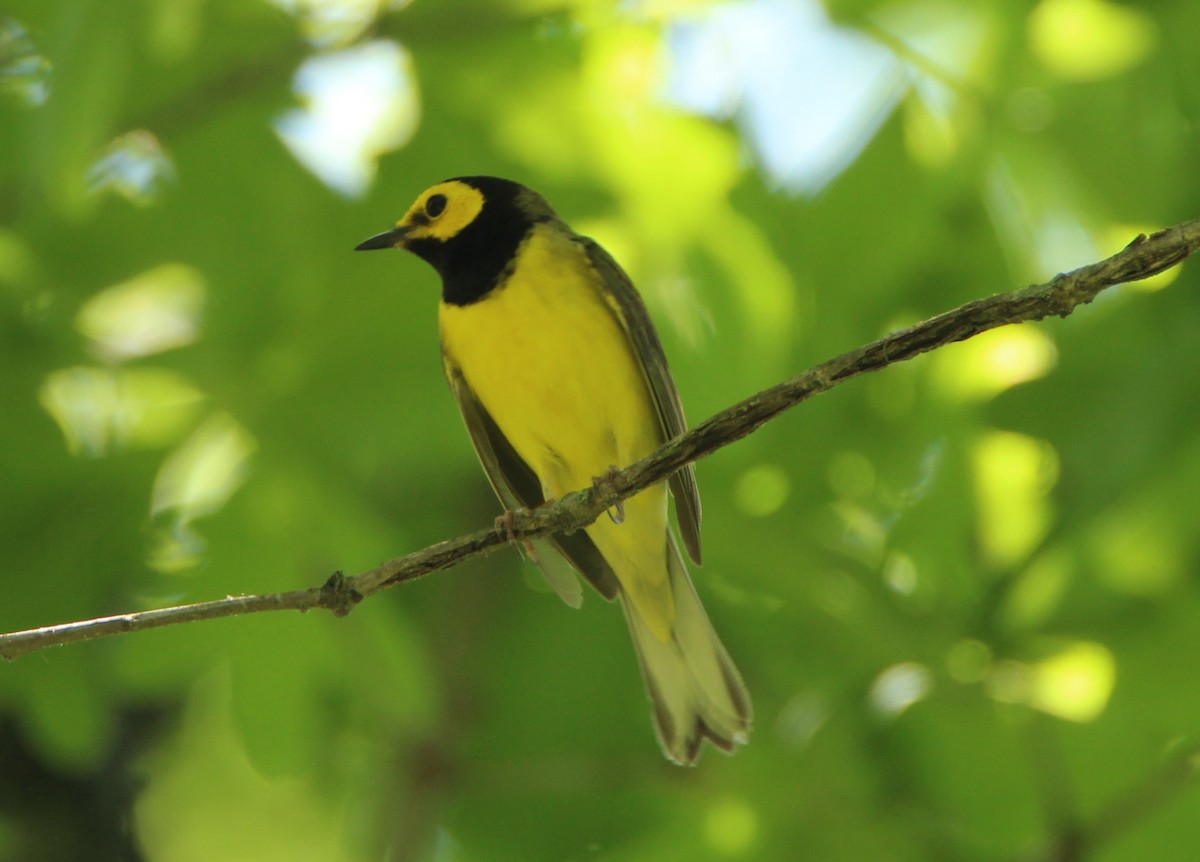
[{"x1": 3, "y1": 0, "x2": 1200, "y2": 859}]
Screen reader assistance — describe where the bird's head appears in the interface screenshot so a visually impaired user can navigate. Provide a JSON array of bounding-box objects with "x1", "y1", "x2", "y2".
[
  {"x1": 356, "y1": 177, "x2": 558, "y2": 303},
  {"x1": 355, "y1": 179, "x2": 486, "y2": 253}
]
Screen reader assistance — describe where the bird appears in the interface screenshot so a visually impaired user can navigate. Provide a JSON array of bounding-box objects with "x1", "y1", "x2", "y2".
[{"x1": 356, "y1": 176, "x2": 751, "y2": 764}]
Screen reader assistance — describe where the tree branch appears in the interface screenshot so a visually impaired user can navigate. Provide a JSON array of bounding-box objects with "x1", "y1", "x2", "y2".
[{"x1": 2, "y1": 220, "x2": 1198, "y2": 661}]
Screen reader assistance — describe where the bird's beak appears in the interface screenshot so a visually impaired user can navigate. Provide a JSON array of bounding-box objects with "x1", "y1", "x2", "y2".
[{"x1": 355, "y1": 225, "x2": 411, "y2": 251}]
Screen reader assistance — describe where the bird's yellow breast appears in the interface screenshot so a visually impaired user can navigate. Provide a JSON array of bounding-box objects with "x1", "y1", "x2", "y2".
[
  {"x1": 439, "y1": 224, "x2": 660, "y2": 496},
  {"x1": 440, "y1": 222, "x2": 678, "y2": 639}
]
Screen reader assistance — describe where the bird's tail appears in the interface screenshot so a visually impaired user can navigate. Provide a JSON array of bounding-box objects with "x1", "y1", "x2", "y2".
[{"x1": 620, "y1": 535, "x2": 752, "y2": 764}]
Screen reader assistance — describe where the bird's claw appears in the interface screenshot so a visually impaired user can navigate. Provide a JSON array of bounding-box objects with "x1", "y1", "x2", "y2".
[
  {"x1": 494, "y1": 507, "x2": 544, "y2": 563},
  {"x1": 592, "y1": 466, "x2": 625, "y2": 524},
  {"x1": 494, "y1": 509, "x2": 518, "y2": 542}
]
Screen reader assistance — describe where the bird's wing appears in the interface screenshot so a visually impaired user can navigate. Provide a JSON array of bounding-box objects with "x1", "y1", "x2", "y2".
[
  {"x1": 578, "y1": 237, "x2": 703, "y2": 565},
  {"x1": 443, "y1": 357, "x2": 621, "y2": 603}
]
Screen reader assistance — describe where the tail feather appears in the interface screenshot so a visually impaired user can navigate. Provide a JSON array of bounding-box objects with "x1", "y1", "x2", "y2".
[{"x1": 620, "y1": 535, "x2": 751, "y2": 764}]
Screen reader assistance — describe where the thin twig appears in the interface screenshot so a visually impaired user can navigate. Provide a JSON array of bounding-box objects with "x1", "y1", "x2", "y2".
[
  {"x1": 2, "y1": 220, "x2": 1198, "y2": 662},
  {"x1": 1083, "y1": 741, "x2": 1200, "y2": 852},
  {"x1": 1026, "y1": 741, "x2": 1200, "y2": 862}
]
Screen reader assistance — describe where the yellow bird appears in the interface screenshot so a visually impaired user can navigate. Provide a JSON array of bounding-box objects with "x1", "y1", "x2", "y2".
[{"x1": 357, "y1": 176, "x2": 750, "y2": 763}]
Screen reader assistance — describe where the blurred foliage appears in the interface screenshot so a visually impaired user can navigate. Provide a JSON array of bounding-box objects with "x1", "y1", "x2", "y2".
[{"x1": 2, "y1": 0, "x2": 1200, "y2": 860}]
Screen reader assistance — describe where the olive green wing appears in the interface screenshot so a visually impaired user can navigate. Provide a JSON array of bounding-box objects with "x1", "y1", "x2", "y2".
[
  {"x1": 442, "y1": 357, "x2": 620, "y2": 604},
  {"x1": 578, "y1": 237, "x2": 703, "y2": 565}
]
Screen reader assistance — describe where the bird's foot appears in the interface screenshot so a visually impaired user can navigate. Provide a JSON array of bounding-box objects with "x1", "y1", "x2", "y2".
[
  {"x1": 592, "y1": 466, "x2": 625, "y2": 524},
  {"x1": 493, "y1": 509, "x2": 528, "y2": 554},
  {"x1": 494, "y1": 508, "x2": 518, "y2": 541},
  {"x1": 494, "y1": 503, "x2": 550, "y2": 562}
]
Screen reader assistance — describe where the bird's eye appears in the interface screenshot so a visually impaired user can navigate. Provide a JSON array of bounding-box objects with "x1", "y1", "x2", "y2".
[{"x1": 425, "y1": 194, "x2": 447, "y2": 217}]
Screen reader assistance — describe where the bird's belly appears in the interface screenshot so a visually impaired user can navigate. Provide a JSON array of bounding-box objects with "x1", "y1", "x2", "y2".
[
  {"x1": 439, "y1": 244, "x2": 659, "y2": 497},
  {"x1": 440, "y1": 230, "x2": 676, "y2": 636}
]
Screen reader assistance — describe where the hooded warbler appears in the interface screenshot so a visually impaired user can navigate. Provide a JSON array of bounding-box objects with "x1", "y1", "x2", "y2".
[{"x1": 357, "y1": 176, "x2": 751, "y2": 764}]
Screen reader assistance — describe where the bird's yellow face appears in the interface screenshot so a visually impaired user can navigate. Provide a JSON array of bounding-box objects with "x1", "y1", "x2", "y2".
[
  {"x1": 396, "y1": 180, "x2": 486, "y2": 242},
  {"x1": 360, "y1": 181, "x2": 485, "y2": 250}
]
